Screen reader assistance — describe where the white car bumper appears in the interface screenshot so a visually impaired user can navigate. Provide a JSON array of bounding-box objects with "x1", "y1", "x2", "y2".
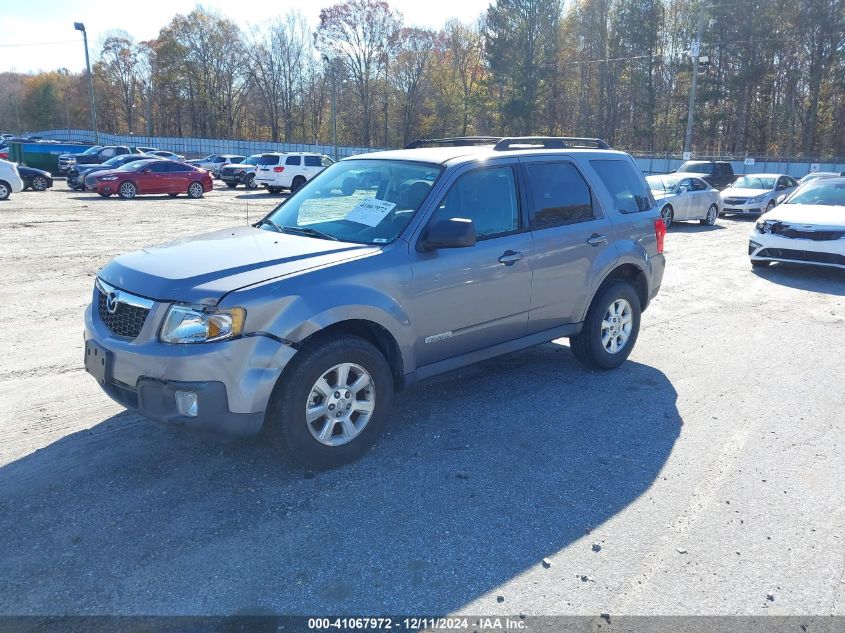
[{"x1": 749, "y1": 230, "x2": 845, "y2": 269}]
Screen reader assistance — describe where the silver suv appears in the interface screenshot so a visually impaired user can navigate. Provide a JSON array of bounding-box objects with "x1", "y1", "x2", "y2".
[{"x1": 84, "y1": 137, "x2": 666, "y2": 468}]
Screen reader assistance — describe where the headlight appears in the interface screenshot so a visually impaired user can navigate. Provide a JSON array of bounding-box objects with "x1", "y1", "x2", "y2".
[
  {"x1": 99, "y1": 175, "x2": 118, "y2": 181},
  {"x1": 748, "y1": 194, "x2": 766, "y2": 203},
  {"x1": 756, "y1": 220, "x2": 771, "y2": 233},
  {"x1": 160, "y1": 305, "x2": 246, "y2": 344}
]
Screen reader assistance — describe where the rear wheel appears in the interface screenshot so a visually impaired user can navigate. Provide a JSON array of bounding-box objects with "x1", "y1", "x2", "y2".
[
  {"x1": 118, "y1": 181, "x2": 137, "y2": 199},
  {"x1": 569, "y1": 281, "x2": 641, "y2": 370},
  {"x1": 291, "y1": 175, "x2": 306, "y2": 192},
  {"x1": 31, "y1": 176, "x2": 49, "y2": 191},
  {"x1": 246, "y1": 174, "x2": 257, "y2": 189},
  {"x1": 660, "y1": 204, "x2": 674, "y2": 228},
  {"x1": 700, "y1": 203, "x2": 718, "y2": 225},
  {"x1": 187, "y1": 182, "x2": 204, "y2": 198},
  {"x1": 268, "y1": 186, "x2": 281, "y2": 194},
  {"x1": 225, "y1": 182, "x2": 237, "y2": 189},
  {"x1": 0, "y1": 181, "x2": 10, "y2": 200},
  {"x1": 265, "y1": 335, "x2": 394, "y2": 469}
]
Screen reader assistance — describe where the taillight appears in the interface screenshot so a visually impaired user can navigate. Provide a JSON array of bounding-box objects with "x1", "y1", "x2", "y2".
[
  {"x1": 654, "y1": 218, "x2": 666, "y2": 254},
  {"x1": 273, "y1": 166, "x2": 285, "y2": 173}
]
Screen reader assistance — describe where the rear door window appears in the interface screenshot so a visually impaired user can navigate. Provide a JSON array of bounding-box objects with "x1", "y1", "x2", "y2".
[
  {"x1": 286, "y1": 155, "x2": 302, "y2": 166},
  {"x1": 524, "y1": 162, "x2": 596, "y2": 228},
  {"x1": 590, "y1": 159, "x2": 652, "y2": 214},
  {"x1": 304, "y1": 156, "x2": 322, "y2": 167}
]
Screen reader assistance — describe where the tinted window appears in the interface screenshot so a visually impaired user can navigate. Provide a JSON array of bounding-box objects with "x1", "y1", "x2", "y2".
[
  {"x1": 100, "y1": 148, "x2": 116, "y2": 158},
  {"x1": 258, "y1": 155, "x2": 280, "y2": 165},
  {"x1": 691, "y1": 178, "x2": 707, "y2": 191},
  {"x1": 149, "y1": 162, "x2": 170, "y2": 173},
  {"x1": 322, "y1": 156, "x2": 334, "y2": 167},
  {"x1": 286, "y1": 155, "x2": 302, "y2": 166},
  {"x1": 304, "y1": 155, "x2": 322, "y2": 167},
  {"x1": 590, "y1": 159, "x2": 651, "y2": 214},
  {"x1": 678, "y1": 161, "x2": 714, "y2": 174},
  {"x1": 430, "y1": 166, "x2": 519, "y2": 238},
  {"x1": 524, "y1": 162, "x2": 595, "y2": 228}
]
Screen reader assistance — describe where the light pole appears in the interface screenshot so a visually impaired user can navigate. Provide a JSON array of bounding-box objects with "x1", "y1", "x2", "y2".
[
  {"x1": 683, "y1": 4, "x2": 706, "y2": 156},
  {"x1": 323, "y1": 54, "x2": 338, "y2": 161},
  {"x1": 74, "y1": 22, "x2": 99, "y2": 144}
]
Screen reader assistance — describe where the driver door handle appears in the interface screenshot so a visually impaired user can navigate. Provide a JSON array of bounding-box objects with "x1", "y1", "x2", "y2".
[
  {"x1": 498, "y1": 250, "x2": 524, "y2": 266},
  {"x1": 587, "y1": 234, "x2": 608, "y2": 247}
]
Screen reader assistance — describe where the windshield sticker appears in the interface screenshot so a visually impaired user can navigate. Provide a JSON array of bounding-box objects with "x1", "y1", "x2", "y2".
[{"x1": 345, "y1": 198, "x2": 397, "y2": 227}]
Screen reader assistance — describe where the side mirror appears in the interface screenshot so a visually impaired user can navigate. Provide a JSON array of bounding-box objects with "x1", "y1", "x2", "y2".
[
  {"x1": 775, "y1": 184, "x2": 786, "y2": 191},
  {"x1": 775, "y1": 194, "x2": 786, "y2": 205},
  {"x1": 678, "y1": 185, "x2": 689, "y2": 194},
  {"x1": 421, "y1": 218, "x2": 477, "y2": 251},
  {"x1": 142, "y1": 168, "x2": 151, "y2": 173}
]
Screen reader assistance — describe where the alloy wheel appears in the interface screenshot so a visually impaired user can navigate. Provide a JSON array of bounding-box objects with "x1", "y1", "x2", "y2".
[
  {"x1": 189, "y1": 182, "x2": 203, "y2": 198},
  {"x1": 601, "y1": 298, "x2": 634, "y2": 354},
  {"x1": 32, "y1": 177, "x2": 48, "y2": 191},
  {"x1": 305, "y1": 362, "x2": 375, "y2": 447},
  {"x1": 661, "y1": 206, "x2": 672, "y2": 228}
]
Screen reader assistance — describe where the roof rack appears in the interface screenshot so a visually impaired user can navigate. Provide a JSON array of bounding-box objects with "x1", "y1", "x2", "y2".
[
  {"x1": 403, "y1": 136, "x2": 502, "y2": 149},
  {"x1": 493, "y1": 136, "x2": 611, "y2": 151}
]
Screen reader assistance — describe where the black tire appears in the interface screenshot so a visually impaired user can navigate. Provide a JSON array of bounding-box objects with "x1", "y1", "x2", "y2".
[
  {"x1": 31, "y1": 176, "x2": 49, "y2": 191},
  {"x1": 751, "y1": 259, "x2": 771, "y2": 268},
  {"x1": 187, "y1": 181, "x2": 204, "y2": 198},
  {"x1": 265, "y1": 335, "x2": 394, "y2": 469},
  {"x1": 700, "y1": 203, "x2": 718, "y2": 225},
  {"x1": 0, "y1": 180, "x2": 10, "y2": 201},
  {"x1": 118, "y1": 181, "x2": 137, "y2": 199},
  {"x1": 569, "y1": 280, "x2": 642, "y2": 370},
  {"x1": 765, "y1": 200, "x2": 775, "y2": 213},
  {"x1": 267, "y1": 186, "x2": 280, "y2": 194},
  {"x1": 225, "y1": 182, "x2": 237, "y2": 189},
  {"x1": 291, "y1": 175, "x2": 306, "y2": 192},
  {"x1": 246, "y1": 174, "x2": 257, "y2": 189},
  {"x1": 98, "y1": 192, "x2": 111, "y2": 198},
  {"x1": 660, "y1": 204, "x2": 674, "y2": 228}
]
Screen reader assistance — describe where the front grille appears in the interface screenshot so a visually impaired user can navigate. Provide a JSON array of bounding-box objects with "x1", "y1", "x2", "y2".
[
  {"x1": 770, "y1": 225, "x2": 845, "y2": 241},
  {"x1": 723, "y1": 197, "x2": 748, "y2": 205},
  {"x1": 97, "y1": 290, "x2": 150, "y2": 339},
  {"x1": 758, "y1": 248, "x2": 845, "y2": 266}
]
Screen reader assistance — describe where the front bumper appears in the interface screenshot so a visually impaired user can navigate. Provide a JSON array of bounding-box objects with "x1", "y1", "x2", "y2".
[
  {"x1": 84, "y1": 292, "x2": 297, "y2": 436},
  {"x1": 749, "y1": 232, "x2": 845, "y2": 269},
  {"x1": 721, "y1": 199, "x2": 768, "y2": 214}
]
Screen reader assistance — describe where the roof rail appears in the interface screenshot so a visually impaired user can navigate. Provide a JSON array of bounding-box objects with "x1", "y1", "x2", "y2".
[
  {"x1": 403, "y1": 136, "x2": 501, "y2": 149},
  {"x1": 493, "y1": 136, "x2": 611, "y2": 151}
]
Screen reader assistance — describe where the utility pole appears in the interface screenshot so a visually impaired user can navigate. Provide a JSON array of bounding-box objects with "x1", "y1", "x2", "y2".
[
  {"x1": 74, "y1": 22, "x2": 99, "y2": 144},
  {"x1": 323, "y1": 55, "x2": 338, "y2": 161},
  {"x1": 683, "y1": 3, "x2": 706, "y2": 156}
]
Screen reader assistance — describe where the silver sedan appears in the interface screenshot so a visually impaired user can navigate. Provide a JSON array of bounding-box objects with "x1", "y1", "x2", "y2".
[{"x1": 646, "y1": 174, "x2": 721, "y2": 228}]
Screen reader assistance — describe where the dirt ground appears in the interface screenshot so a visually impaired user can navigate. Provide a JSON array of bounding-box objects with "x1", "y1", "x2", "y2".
[{"x1": 0, "y1": 181, "x2": 843, "y2": 615}]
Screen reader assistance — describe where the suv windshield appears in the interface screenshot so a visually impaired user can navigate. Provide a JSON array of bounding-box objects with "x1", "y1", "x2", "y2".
[
  {"x1": 733, "y1": 176, "x2": 775, "y2": 189},
  {"x1": 243, "y1": 155, "x2": 261, "y2": 166},
  {"x1": 784, "y1": 181, "x2": 845, "y2": 206},
  {"x1": 677, "y1": 161, "x2": 712, "y2": 173},
  {"x1": 263, "y1": 159, "x2": 442, "y2": 244}
]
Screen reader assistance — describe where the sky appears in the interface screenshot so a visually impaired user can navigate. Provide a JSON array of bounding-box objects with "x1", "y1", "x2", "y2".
[{"x1": 0, "y1": 0, "x2": 492, "y2": 74}]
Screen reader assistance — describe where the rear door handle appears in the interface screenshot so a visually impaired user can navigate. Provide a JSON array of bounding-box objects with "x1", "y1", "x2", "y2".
[
  {"x1": 587, "y1": 234, "x2": 608, "y2": 247},
  {"x1": 498, "y1": 250, "x2": 524, "y2": 266}
]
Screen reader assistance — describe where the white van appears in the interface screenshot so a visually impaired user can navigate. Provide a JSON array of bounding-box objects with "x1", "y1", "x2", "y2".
[{"x1": 254, "y1": 152, "x2": 334, "y2": 194}]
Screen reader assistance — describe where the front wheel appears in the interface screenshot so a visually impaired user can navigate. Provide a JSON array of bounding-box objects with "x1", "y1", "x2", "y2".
[
  {"x1": 187, "y1": 182, "x2": 204, "y2": 198},
  {"x1": 118, "y1": 181, "x2": 137, "y2": 199},
  {"x1": 291, "y1": 175, "x2": 306, "y2": 192},
  {"x1": 31, "y1": 176, "x2": 49, "y2": 191},
  {"x1": 660, "y1": 204, "x2": 674, "y2": 228},
  {"x1": 246, "y1": 174, "x2": 257, "y2": 189},
  {"x1": 98, "y1": 192, "x2": 111, "y2": 198},
  {"x1": 225, "y1": 182, "x2": 237, "y2": 189},
  {"x1": 700, "y1": 204, "x2": 718, "y2": 225},
  {"x1": 765, "y1": 200, "x2": 775, "y2": 213},
  {"x1": 569, "y1": 281, "x2": 641, "y2": 370},
  {"x1": 265, "y1": 335, "x2": 394, "y2": 469},
  {"x1": 267, "y1": 186, "x2": 281, "y2": 194},
  {"x1": 0, "y1": 181, "x2": 10, "y2": 200}
]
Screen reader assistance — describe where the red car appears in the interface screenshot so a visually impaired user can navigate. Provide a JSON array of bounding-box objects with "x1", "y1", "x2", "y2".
[{"x1": 91, "y1": 159, "x2": 213, "y2": 199}]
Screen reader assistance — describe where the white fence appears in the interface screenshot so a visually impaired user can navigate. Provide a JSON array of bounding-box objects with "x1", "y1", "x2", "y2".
[
  {"x1": 29, "y1": 129, "x2": 389, "y2": 160},
  {"x1": 27, "y1": 130, "x2": 845, "y2": 176}
]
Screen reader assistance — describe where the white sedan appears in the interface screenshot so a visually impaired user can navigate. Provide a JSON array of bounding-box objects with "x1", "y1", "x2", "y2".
[
  {"x1": 749, "y1": 177, "x2": 845, "y2": 270},
  {"x1": 721, "y1": 173, "x2": 799, "y2": 216},
  {"x1": 0, "y1": 158, "x2": 24, "y2": 200},
  {"x1": 646, "y1": 174, "x2": 721, "y2": 228}
]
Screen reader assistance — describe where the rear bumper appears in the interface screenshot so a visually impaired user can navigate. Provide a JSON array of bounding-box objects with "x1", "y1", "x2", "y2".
[{"x1": 647, "y1": 253, "x2": 666, "y2": 308}]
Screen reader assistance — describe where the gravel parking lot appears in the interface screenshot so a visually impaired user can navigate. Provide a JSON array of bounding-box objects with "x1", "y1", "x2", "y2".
[{"x1": 0, "y1": 182, "x2": 843, "y2": 616}]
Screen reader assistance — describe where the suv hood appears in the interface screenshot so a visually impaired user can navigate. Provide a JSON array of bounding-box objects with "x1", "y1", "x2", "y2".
[
  {"x1": 760, "y1": 204, "x2": 845, "y2": 228},
  {"x1": 98, "y1": 226, "x2": 379, "y2": 304}
]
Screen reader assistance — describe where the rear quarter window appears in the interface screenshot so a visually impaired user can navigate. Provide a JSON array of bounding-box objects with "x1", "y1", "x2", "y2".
[
  {"x1": 258, "y1": 155, "x2": 280, "y2": 165},
  {"x1": 590, "y1": 159, "x2": 653, "y2": 214}
]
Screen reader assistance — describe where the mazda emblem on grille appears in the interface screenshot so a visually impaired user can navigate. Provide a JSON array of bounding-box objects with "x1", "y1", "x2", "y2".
[{"x1": 106, "y1": 291, "x2": 119, "y2": 314}]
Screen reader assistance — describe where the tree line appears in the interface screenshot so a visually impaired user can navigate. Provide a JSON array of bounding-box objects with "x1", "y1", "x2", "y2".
[{"x1": 1, "y1": 0, "x2": 843, "y2": 158}]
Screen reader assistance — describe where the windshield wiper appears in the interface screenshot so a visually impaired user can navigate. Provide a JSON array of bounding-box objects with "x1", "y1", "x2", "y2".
[
  {"x1": 280, "y1": 225, "x2": 339, "y2": 241},
  {"x1": 256, "y1": 217, "x2": 284, "y2": 233}
]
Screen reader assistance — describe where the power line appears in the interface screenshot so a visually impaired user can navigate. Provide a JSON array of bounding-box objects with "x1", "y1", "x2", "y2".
[{"x1": 0, "y1": 39, "x2": 78, "y2": 48}]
